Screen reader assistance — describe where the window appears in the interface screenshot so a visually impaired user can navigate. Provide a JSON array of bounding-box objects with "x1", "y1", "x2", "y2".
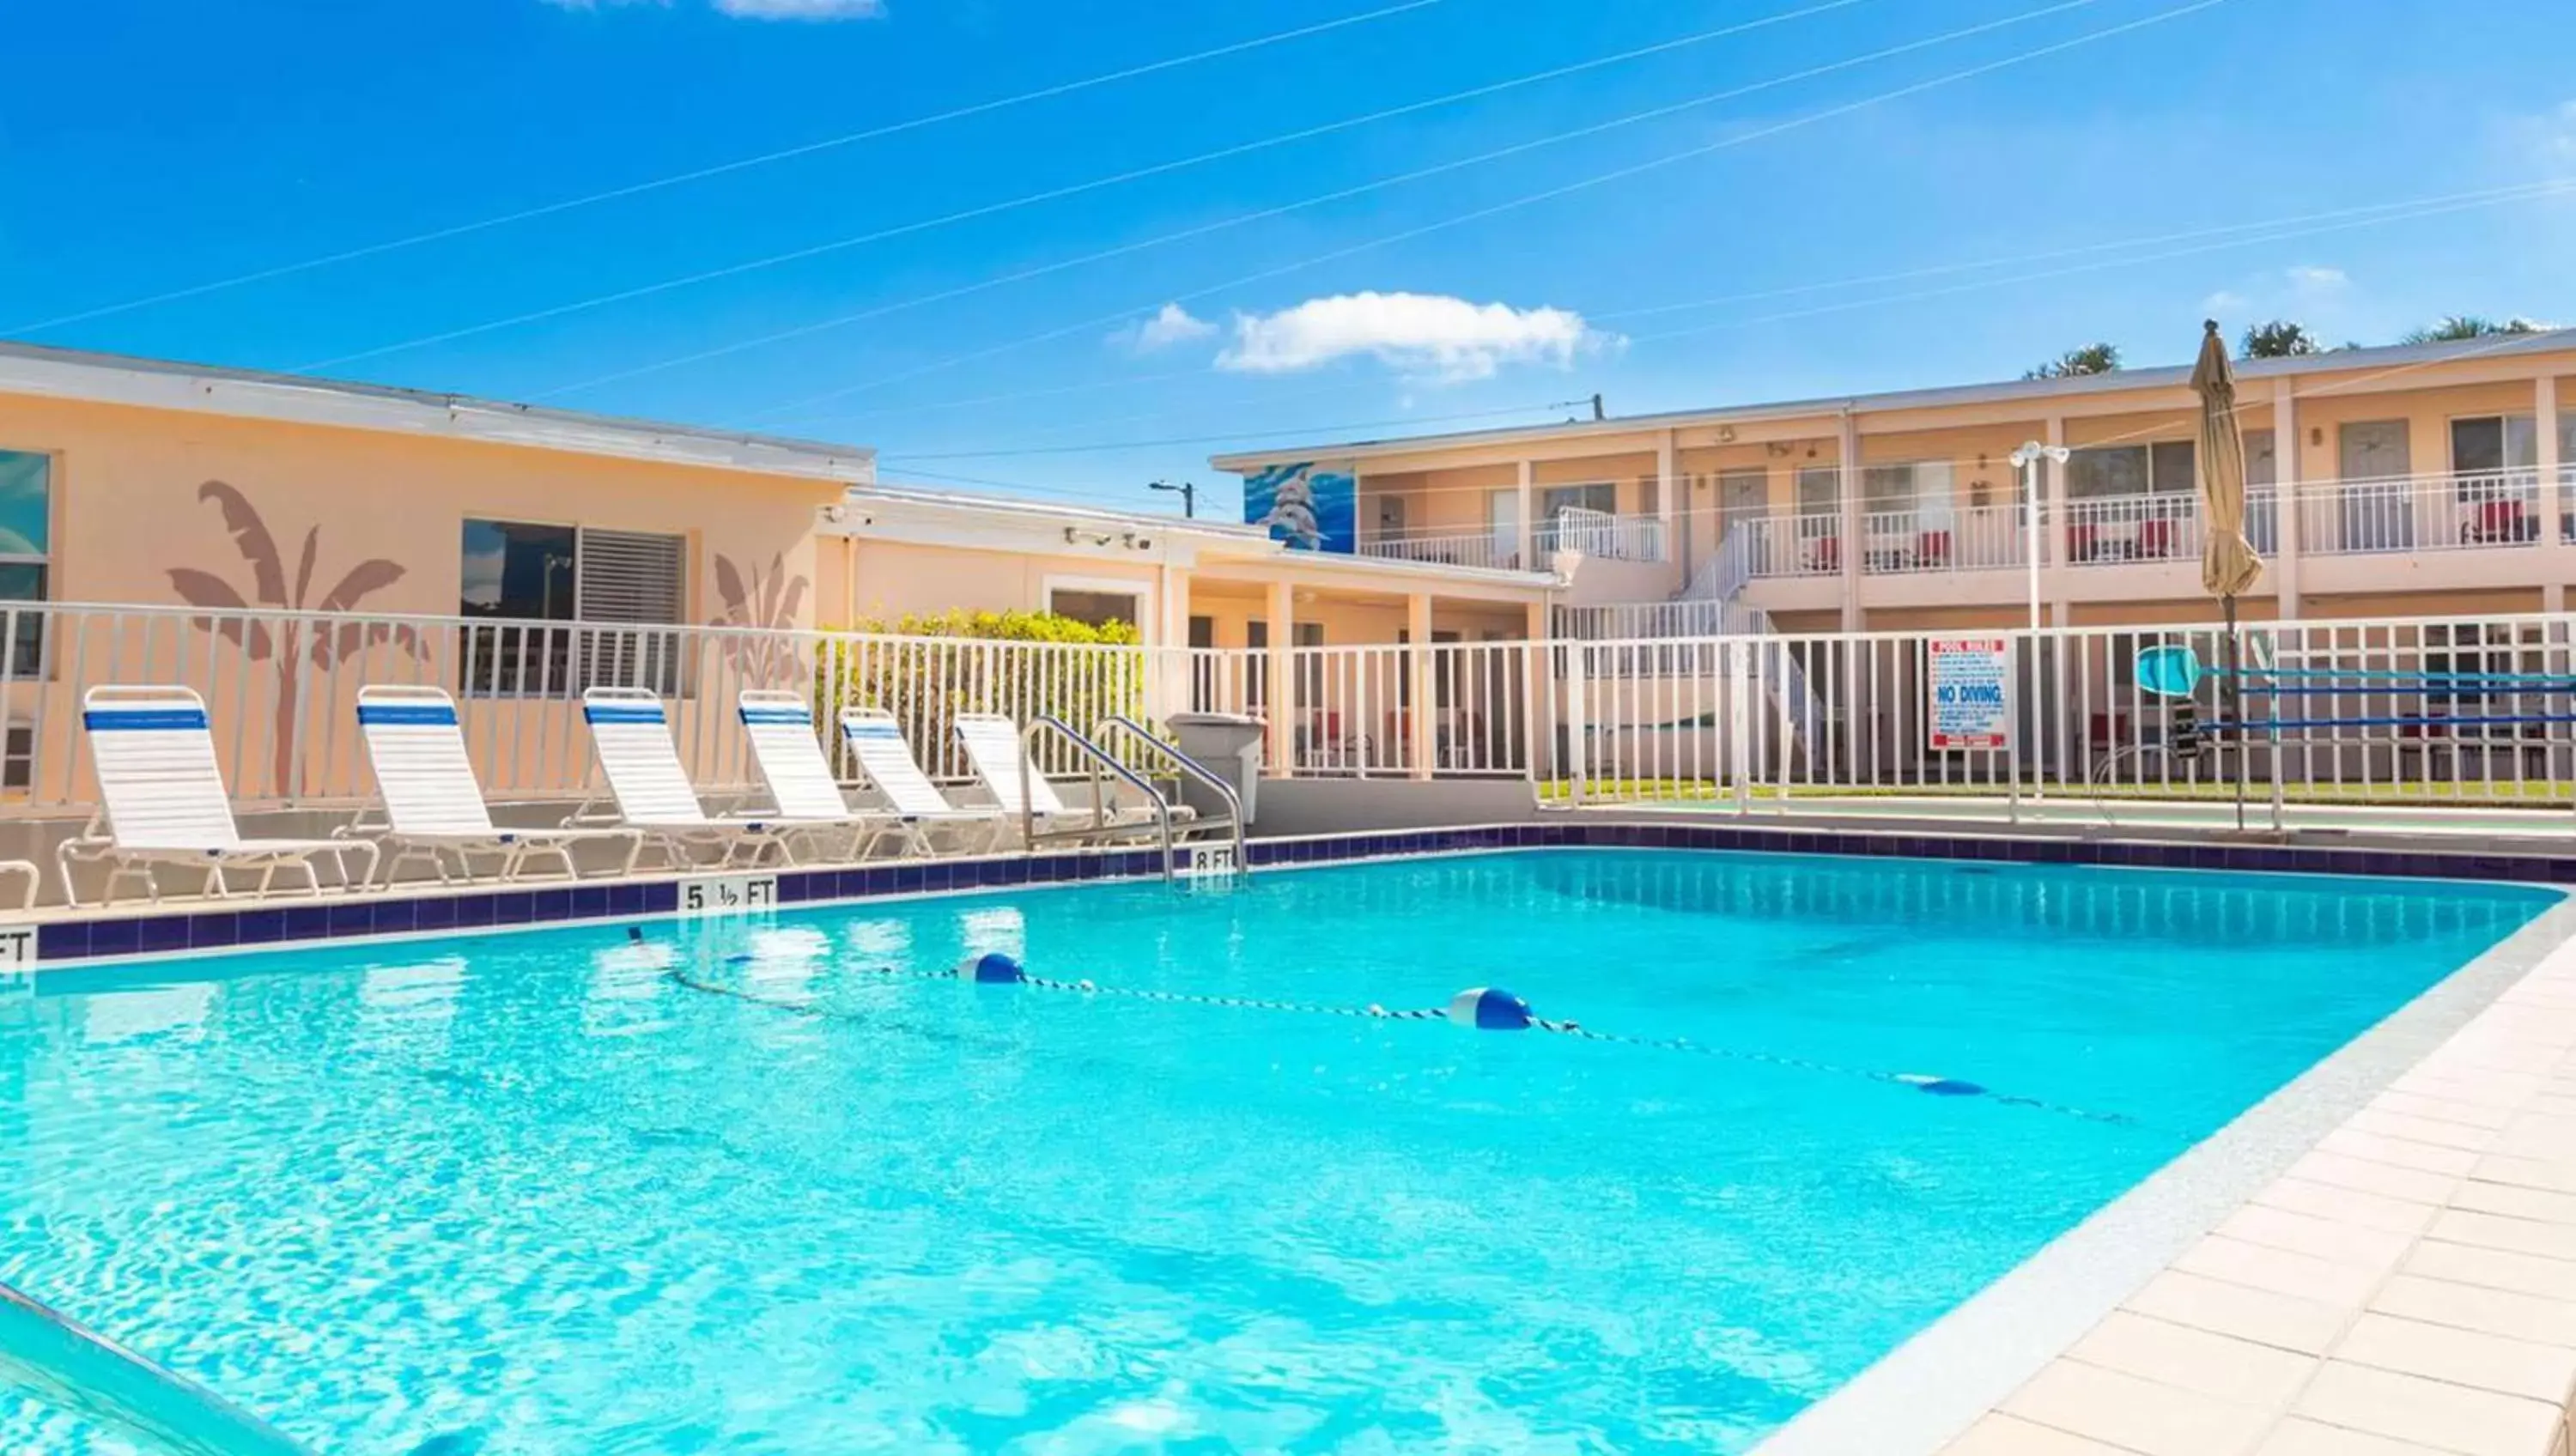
[
  {"x1": 1862, "y1": 464, "x2": 1917, "y2": 513},
  {"x1": 459, "y1": 520, "x2": 685, "y2": 695},
  {"x1": 1795, "y1": 465, "x2": 1840, "y2": 514},
  {"x1": 1047, "y1": 587, "x2": 1139, "y2": 630},
  {"x1": 1538, "y1": 482, "x2": 1616, "y2": 519},
  {"x1": 2067, "y1": 440, "x2": 2195, "y2": 498},
  {"x1": 2450, "y1": 415, "x2": 2537, "y2": 476},
  {"x1": 0, "y1": 450, "x2": 49, "y2": 676}
]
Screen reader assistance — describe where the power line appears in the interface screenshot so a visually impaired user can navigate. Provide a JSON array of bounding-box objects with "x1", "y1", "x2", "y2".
[
  {"x1": 529, "y1": 0, "x2": 2123, "y2": 403},
  {"x1": 836, "y1": 177, "x2": 2573, "y2": 440},
  {"x1": 894, "y1": 183, "x2": 2573, "y2": 513},
  {"x1": 6, "y1": 0, "x2": 1443, "y2": 337},
  {"x1": 1623, "y1": 179, "x2": 2576, "y2": 345},
  {"x1": 756, "y1": 0, "x2": 2227, "y2": 432},
  {"x1": 287, "y1": 0, "x2": 1874, "y2": 373},
  {"x1": 1589, "y1": 178, "x2": 2576, "y2": 325}
]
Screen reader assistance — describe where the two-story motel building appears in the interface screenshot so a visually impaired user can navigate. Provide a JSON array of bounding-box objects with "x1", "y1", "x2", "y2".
[{"x1": 1210, "y1": 328, "x2": 2576, "y2": 641}]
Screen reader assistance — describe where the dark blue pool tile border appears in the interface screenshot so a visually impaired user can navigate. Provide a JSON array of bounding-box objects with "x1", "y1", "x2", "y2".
[{"x1": 29, "y1": 819, "x2": 2576, "y2": 966}]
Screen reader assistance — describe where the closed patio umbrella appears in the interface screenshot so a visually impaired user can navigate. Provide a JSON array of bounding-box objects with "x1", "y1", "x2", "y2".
[
  {"x1": 2191, "y1": 318, "x2": 2261, "y2": 826},
  {"x1": 2193, "y1": 320, "x2": 2262, "y2": 601}
]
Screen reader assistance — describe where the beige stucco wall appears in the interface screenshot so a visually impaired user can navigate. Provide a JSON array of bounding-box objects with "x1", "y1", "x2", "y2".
[
  {"x1": 0, "y1": 391, "x2": 837, "y2": 624},
  {"x1": 838, "y1": 538, "x2": 1164, "y2": 629}
]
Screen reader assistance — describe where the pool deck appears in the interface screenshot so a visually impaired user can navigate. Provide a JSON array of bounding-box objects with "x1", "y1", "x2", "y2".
[{"x1": 1759, "y1": 892, "x2": 2576, "y2": 1456}]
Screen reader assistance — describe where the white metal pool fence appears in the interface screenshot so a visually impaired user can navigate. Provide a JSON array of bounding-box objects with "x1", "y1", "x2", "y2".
[{"x1": 0, "y1": 601, "x2": 2573, "y2": 822}]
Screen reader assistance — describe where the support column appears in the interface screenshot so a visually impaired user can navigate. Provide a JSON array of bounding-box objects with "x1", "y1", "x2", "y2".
[
  {"x1": 1837, "y1": 409, "x2": 1863, "y2": 631},
  {"x1": 1157, "y1": 566, "x2": 1192, "y2": 719},
  {"x1": 1406, "y1": 593, "x2": 1436, "y2": 781},
  {"x1": 2539, "y1": 374, "x2": 2564, "y2": 567},
  {"x1": 1264, "y1": 579, "x2": 1294, "y2": 774},
  {"x1": 1516, "y1": 459, "x2": 1536, "y2": 571},
  {"x1": 1656, "y1": 428, "x2": 1679, "y2": 567},
  {"x1": 2044, "y1": 415, "x2": 2070, "y2": 623},
  {"x1": 2274, "y1": 380, "x2": 2301, "y2": 621},
  {"x1": 1522, "y1": 599, "x2": 1548, "y2": 785}
]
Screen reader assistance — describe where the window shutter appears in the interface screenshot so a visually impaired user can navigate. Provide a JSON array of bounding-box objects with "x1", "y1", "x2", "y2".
[
  {"x1": 575, "y1": 530, "x2": 686, "y2": 624},
  {"x1": 574, "y1": 530, "x2": 688, "y2": 693}
]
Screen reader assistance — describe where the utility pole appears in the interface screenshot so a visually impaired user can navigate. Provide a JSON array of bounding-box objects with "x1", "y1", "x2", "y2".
[{"x1": 1149, "y1": 478, "x2": 1197, "y2": 519}]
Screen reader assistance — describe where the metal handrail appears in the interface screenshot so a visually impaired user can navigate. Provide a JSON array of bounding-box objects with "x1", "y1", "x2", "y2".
[
  {"x1": 1022, "y1": 715, "x2": 1177, "y2": 880},
  {"x1": 0, "y1": 1281, "x2": 312, "y2": 1456},
  {"x1": 1094, "y1": 715, "x2": 1249, "y2": 877}
]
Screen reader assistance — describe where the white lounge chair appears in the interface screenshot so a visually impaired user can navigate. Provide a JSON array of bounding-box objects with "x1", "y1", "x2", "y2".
[
  {"x1": 578, "y1": 687, "x2": 862, "y2": 870},
  {"x1": 61, "y1": 686, "x2": 376, "y2": 907},
  {"x1": 837, "y1": 707, "x2": 1010, "y2": 855},
  {"x1": 349, "y1": 684, "x2": 639, "y2": 886},
  {"x1": 951, "y1": 713, "x2": 1192, "y2": 846},
  {"x1": 736, "y1": 690, "x2": 914, "y2": 859}
]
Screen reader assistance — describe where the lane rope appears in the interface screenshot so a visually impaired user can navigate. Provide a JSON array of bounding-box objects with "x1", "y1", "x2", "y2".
[{"x1": 645, "y1": 932, "x2": 2144, "y2": 1129}]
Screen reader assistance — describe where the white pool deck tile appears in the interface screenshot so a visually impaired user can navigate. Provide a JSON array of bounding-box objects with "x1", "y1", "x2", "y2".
[{"x1": 1757, "y1": 896, "x2": 2576, "y2": 1456}]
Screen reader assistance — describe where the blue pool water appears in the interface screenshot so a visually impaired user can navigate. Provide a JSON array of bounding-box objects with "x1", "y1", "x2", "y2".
[{"x1": 0, "y1": 850, "x2": 2554, "y2": 1454}]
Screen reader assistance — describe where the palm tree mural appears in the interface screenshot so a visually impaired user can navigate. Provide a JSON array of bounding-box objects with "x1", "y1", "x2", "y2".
[
  {"x1": 708, "y1": 552, "x2": 809, "y2": 686},
  {"x1": 167, "y1": 481, "x2": 422, "y2": 798}
]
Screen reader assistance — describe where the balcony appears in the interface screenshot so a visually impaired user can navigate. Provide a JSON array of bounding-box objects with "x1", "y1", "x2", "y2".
[
  {"x1": 1358, "y1": 530, "x2": 1519, "y2": 571},
  {"x1": 1537, "y1": 507, "x2": 1666, "y2": 563},
  {"x1": 2064, "y1": 488, "x2": 2281, "y2": 565},
  {"x1": 1857, "y1": 502, "x2": 2030, "y2": 574},
  {"x1": 1355, "y1": 510, "x2": 1667, "y2": 572},
  {"x1": 1735, "y1": 511, "x2": 1843, "y2": 579},
  {"x1": 2293, "y1": 470, "x2": 2540, "y2": 555}
]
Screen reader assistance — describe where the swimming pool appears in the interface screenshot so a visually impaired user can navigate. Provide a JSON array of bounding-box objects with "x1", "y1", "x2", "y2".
[{"x1": 0, "y1": 849, "x2": 2555, "y2": 1453}]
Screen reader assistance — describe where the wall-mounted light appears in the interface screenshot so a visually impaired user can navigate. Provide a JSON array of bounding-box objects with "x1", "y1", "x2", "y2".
[{"x1": 1717, "y1": 425, "x2": 1737, "y2": 443}]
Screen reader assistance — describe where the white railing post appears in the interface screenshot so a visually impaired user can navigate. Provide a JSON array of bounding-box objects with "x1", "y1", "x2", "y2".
[{"x1": 1564, "y1": 643, "x2": 1589, "y2": 804}]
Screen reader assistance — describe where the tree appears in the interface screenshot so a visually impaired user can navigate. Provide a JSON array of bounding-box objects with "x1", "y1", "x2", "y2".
[
  {"x1": 2400, "y1": 315, "x2": 2546, "y2": 344},
  {"x1": 165, "y1": 481, "x2": 423, "y2": 797},
  {"x1": 2025, "y1": 343, "x2": 2120, "y2": 379},
  {"x1": 2239, "y1": 320, "x2": 2319, "y2": 359}
]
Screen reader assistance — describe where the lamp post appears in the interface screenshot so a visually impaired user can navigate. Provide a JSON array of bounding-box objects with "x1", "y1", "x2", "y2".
[
  {"x1": 2008, "y1": 442, "x2": 2069, "y2": 635},
  {"x1": 1149, "y1": 479, "x2": 1197, "y2": 519}
]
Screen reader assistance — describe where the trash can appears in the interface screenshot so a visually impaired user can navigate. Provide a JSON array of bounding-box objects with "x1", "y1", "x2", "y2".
[{"x1": 1165, "y1": 712, "x2": 1266, "y2": 825}]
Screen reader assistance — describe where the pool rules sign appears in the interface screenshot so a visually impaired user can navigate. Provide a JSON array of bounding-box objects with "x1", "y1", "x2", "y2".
[{"x1": 1929, "y1": 637, "x2": 2011, "y2": 749}]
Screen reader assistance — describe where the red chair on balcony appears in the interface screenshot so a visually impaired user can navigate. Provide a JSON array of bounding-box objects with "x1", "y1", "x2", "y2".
[
  {"x1": 2069, "y1": 524, "x2": 2100, "y2": 563},
  {"x1": 2137, "y1": 518, "x2": 2174, "y2": 561},
  {"x1": 2464, "y1": 499, "x2": 2534, "y2": 545},
  {"x1": 1807, "y1": 537, "x2": 1841, "y2": 574},
  {"x1": 1916, "y1": 530, "x2": 1952, "y2": 568}
]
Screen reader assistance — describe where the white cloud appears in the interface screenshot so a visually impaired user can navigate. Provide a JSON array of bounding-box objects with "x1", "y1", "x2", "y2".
[
  {"x1": 2287, "y1": 265, "x2": 2349, "y2": 295},
  {"x1": 1109, "y1": 303, "x2": 1217, "y2": 354},
  {"x1": 2506, "y1": 100, "x2": 2576, "y2": 168},
  {"x1": 1218, "y1": 291, "x2": 1613, "y2": 381},
  {"x1": 713, "y1": 0, "x2": 884, "y2": 16}
]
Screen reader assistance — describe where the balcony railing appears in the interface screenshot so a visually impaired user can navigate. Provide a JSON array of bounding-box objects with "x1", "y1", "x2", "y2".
[
  {"x1": 1358, "y1": 531, "x2": 1517, "y2": 571},
  {"x1": 1734, "y1": 511, "x2": 1843, "y2": 579},
  {"x1": 2294, "y1": 470, "x2": 2542, "y2": 556},
  {"x1": 1858, "y1": 502, "x2": 2029, "y2": 574},
  {"x1": 1539, "y1": 507, "x2": 1666, "y2": 563}
]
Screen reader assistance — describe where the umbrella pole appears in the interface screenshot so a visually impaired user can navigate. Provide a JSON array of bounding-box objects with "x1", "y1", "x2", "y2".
[{"x1": 2223, "y1": 593, "x2": 2245, "y2": 832}]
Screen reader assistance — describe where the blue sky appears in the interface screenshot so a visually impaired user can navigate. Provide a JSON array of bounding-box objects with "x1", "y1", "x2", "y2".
[{"x1": 5, "y1": 0, "x2": 2574, "y2": 520}]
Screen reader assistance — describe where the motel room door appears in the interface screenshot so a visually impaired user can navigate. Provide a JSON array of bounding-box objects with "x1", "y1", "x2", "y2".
[{"x1": 2338, "y1": 420, "x2": 2412, "y2": 552}]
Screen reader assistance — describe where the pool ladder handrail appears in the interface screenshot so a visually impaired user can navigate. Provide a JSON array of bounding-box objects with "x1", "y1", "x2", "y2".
[
  {"x1": 1021, "y1": 715, "x2": 1180, "y2": 879},
  {"x1": 1091, "y1": 715, "x2": 1248, "y2": 879},
  {"x1": 0, "y1": 1278, "x2": 313, "y2": 1456}
]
